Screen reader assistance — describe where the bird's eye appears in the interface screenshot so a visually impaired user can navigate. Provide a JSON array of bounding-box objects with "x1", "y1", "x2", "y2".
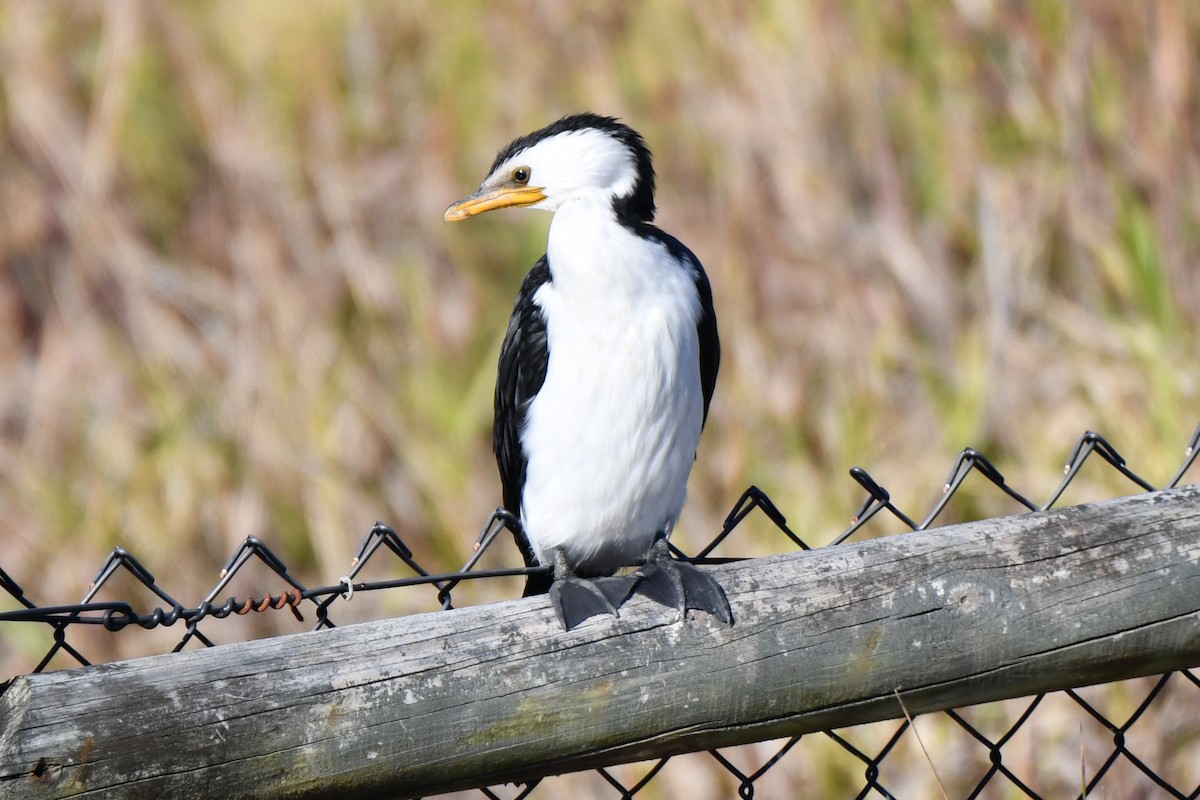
[{"x1": 512, "y1": 167, "x2": 530, "y2": 185}]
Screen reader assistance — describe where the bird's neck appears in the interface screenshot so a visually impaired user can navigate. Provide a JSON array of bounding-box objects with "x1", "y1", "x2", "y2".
[{"x1": 546, "y1": 196, "x2": 647, "y2": 292}]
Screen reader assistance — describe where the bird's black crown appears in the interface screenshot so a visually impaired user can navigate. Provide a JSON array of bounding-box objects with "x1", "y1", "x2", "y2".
[{"x1": 489, "y1": 113, "x2": 658, "y2": 223}]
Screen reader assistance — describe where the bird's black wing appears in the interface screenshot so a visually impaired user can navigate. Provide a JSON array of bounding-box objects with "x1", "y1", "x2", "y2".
[
  {"x1": 494, "y1": 257, "x2": 551, "y2": 584},
  {"x1": 692, "y1": 261, "x2": 720, "y2": 426},
  {"x1": 632, "y1": 223, "x2": 720, "y2": 425}
]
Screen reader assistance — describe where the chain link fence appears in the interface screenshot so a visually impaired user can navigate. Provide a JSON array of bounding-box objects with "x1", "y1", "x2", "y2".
[{"x1": 3, "y1": 424, "x2": 1199, "y2": 798}]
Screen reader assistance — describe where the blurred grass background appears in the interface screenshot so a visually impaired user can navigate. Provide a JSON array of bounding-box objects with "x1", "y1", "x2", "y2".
[{"x1": 1, "y1": 1, "x2": 1198, "y2": 796}]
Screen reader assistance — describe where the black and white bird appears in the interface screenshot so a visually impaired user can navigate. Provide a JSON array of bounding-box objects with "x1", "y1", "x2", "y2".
[{"x1": 445, "y1": 113, "x2": 729, "y2": 629}]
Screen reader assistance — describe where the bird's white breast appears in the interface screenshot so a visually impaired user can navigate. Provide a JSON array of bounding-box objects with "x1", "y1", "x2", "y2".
[{"x1": 519, "y1": 198, "x2": 705, "y2": 574}]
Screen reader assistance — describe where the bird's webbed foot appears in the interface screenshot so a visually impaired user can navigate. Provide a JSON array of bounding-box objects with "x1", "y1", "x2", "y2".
[
  {"x1": 548, "y1": 548, "x2": 637, "y2": 630},
  {"x1": 633, "y1": 537, "x2": 732, "y2": 624}
]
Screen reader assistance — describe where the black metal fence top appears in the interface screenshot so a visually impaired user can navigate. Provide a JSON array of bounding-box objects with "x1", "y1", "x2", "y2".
[{"x1": 2, "y1": 422, "x2": 1199, "y2": 799}]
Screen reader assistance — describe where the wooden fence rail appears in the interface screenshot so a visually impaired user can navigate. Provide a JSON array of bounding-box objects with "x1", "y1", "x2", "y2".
[{"x1": 2, "y1": 486, "x2": 1199, "y2": 799}]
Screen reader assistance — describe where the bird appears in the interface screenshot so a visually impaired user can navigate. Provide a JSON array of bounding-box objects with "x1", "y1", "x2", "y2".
[{"x1": 444, "y1": 113, "x2": 729, "y2": 629}]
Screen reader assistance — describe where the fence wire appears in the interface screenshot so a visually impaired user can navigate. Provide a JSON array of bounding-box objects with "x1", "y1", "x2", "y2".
[{"x1": 2, "y1": 423, "x2": 1199, "y2": 799}]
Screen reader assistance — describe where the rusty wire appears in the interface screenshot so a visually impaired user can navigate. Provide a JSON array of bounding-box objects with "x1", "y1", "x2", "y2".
[{"x1": 2, "y1": 423, "x2": 1199, "y2": 798}]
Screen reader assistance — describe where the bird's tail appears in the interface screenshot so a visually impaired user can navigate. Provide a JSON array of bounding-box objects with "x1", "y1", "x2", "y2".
[
  {"x1": 511, "y1": 517, "x2": 552, "y2": 596},
  {"x1": 522, "y1": 571, "x2": 552, "y2": 597}
]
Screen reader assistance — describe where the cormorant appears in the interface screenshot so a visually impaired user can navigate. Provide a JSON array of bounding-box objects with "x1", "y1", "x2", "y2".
[{"x1": 445, "y1": 113, "x2": 729, "y2": 629}]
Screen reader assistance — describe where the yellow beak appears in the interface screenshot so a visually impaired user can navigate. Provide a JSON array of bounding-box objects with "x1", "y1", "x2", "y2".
[{"x1": 444, "y1": 185, "x2": 547, "y2": 222}]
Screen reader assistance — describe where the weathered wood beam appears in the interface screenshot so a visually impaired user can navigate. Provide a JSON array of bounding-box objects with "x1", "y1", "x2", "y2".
[{"x1": 2, "y1": 486, "x2": 1200, "y2": 799}]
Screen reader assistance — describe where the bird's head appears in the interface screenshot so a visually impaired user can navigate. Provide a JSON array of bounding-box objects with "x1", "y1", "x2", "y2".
[{"x1": 444, "y1": 113, "x2": 656, "y2": 224}]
